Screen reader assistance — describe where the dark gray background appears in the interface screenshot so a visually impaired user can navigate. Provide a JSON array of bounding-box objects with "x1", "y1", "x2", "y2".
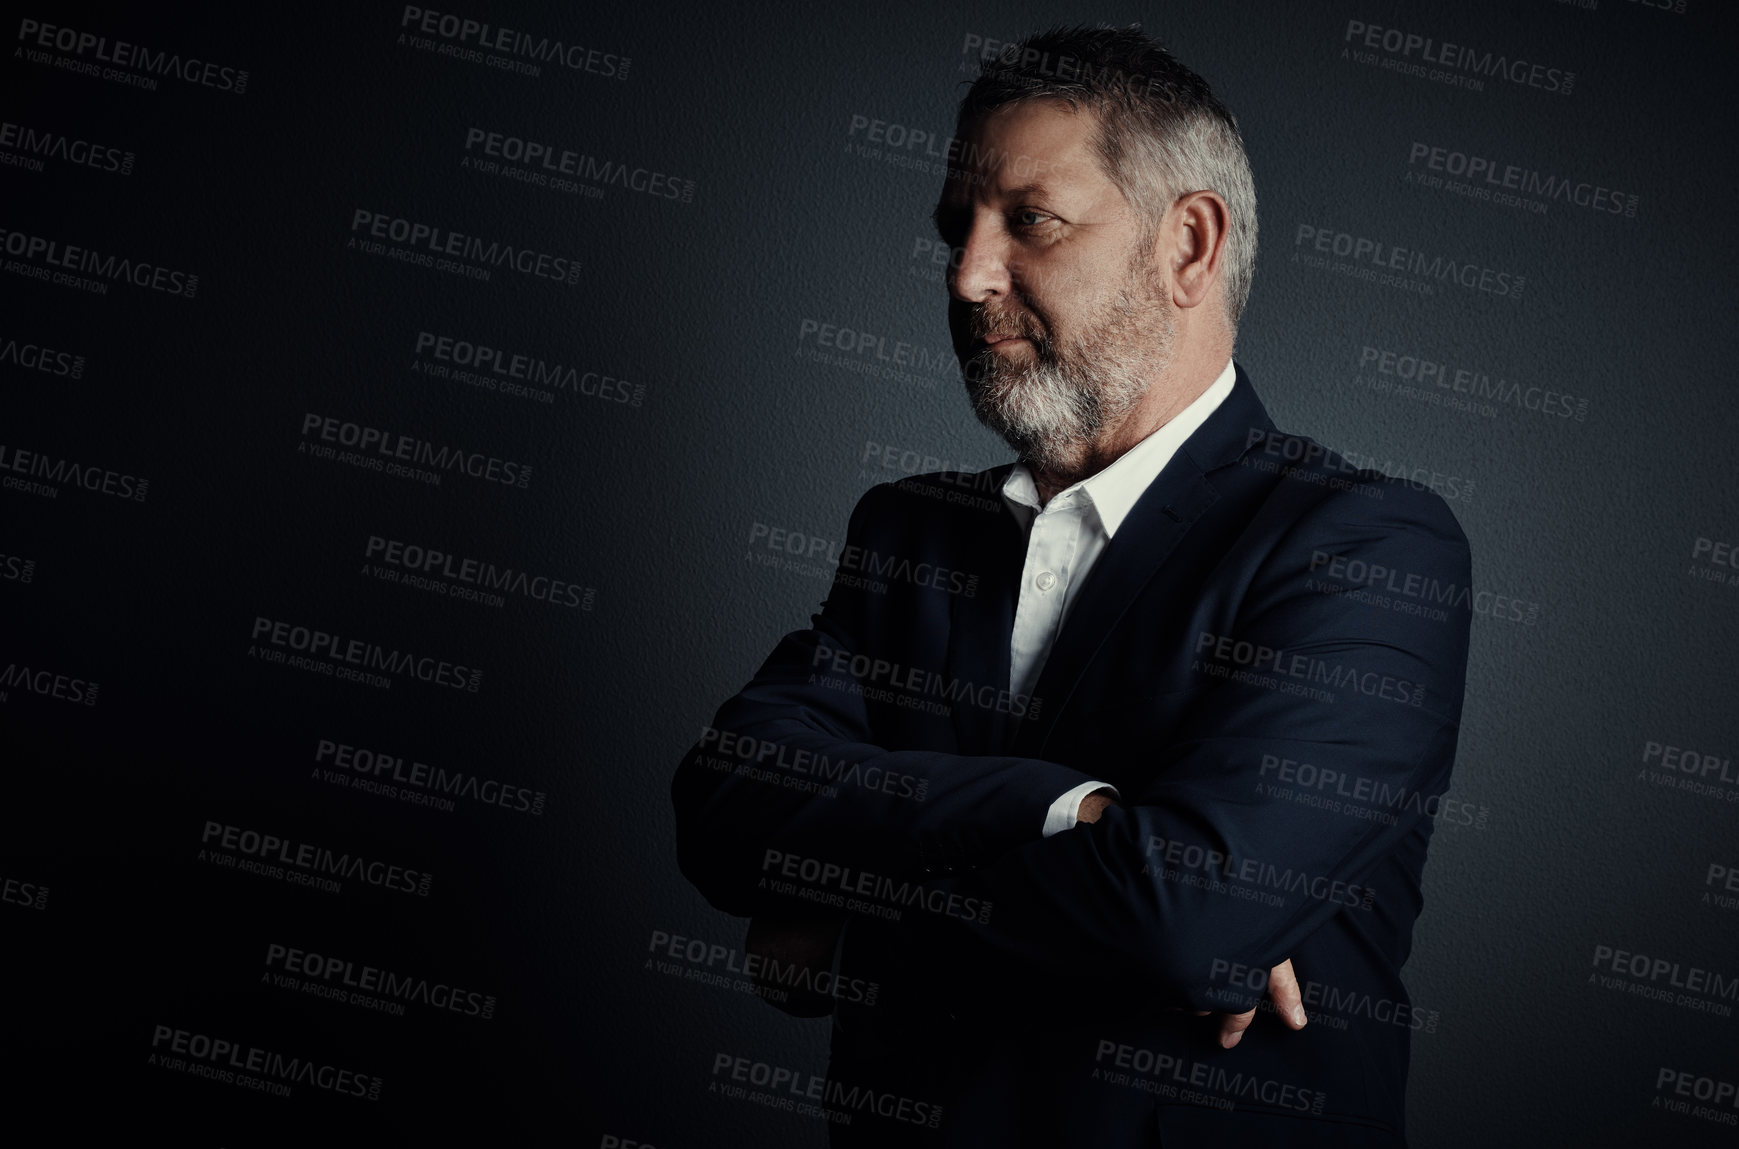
[{"x1": 3, "y1": 0, "x2": 1737, "y2": 1144}]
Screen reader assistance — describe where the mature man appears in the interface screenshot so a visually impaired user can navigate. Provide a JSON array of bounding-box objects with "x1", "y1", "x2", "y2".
[{"x1": 673, "y1": 25, "x2": 1470, "y2": 1148}]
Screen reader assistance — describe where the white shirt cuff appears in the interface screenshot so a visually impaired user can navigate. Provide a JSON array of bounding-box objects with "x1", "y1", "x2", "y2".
[{"x1": 1043, "y1": 780, "x2": 1119, "y2": 837}]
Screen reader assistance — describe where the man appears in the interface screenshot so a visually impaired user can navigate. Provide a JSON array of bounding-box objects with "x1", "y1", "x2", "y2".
[{"x1": 672, "y1": 24, "x2": 1470, "y2": 1148}]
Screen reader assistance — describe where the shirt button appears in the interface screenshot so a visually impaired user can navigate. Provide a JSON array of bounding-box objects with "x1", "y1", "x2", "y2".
[{"x1": 1035, "y1": 570, "x2": 1057, "y2": 592}]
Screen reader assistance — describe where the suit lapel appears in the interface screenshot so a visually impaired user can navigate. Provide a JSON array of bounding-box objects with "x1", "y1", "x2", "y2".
[
  {"x1": 1005, "y1": 365, "x2": 1276, "y2": 759},
  {"x1": 944, "y1": 464, "x2": 1024, "y2": 755}
]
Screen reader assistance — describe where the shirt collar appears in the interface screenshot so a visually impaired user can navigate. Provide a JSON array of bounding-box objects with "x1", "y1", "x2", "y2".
[{"x1": 1000, "y1": 356, "x2": 1237, "y2": 537}]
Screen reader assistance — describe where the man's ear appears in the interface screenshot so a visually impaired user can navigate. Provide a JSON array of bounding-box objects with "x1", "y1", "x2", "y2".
[{"x1": 1166, "y1": 190, "x2": 1230, "y2": 312}]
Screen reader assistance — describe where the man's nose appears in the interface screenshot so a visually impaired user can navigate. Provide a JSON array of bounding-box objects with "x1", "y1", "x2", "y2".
[{"x1": 948, "y1": 229, "x2": 1011, "y2": 302}]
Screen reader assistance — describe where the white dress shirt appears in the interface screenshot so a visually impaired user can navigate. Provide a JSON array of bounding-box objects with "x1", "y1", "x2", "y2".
[{"x1": 1006, "y1": 357, "x2": 1239, "y2": 835}]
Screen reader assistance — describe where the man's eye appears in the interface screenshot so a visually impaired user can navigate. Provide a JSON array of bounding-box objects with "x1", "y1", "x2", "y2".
[{"x1": 1012, "y1": 209, "x2": 1050, "y2": 229}]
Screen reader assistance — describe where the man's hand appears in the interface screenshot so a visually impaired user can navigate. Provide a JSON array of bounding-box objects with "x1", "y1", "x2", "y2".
[
  {"x1": 745, "y1": 915, "x2": 846, "y2": 1018},
  {"x1": 1197, "y1": 958, "x2": 1308, "y2": 1048},
  {"x1": 1076, "y1": 790, "x2": 1117, "y2": 824}
]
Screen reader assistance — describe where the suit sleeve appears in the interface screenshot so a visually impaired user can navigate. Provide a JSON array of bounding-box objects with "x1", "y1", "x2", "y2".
[
  {"x1": 670, "y1": 481, "x2": 1102, "y2": 918},
  {"x1": 834, "y1": 479, "x2": 1473, "y2": 1026}
]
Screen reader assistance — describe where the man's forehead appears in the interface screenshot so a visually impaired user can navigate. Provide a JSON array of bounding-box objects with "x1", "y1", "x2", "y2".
[{"x1": 937, "y1": 104, "x2": 1100, "y2": 208}]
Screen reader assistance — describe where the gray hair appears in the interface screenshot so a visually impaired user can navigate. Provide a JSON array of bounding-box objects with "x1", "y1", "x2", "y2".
[{"x1": 957, "y1": 24, "x2": 1259, "y2": 333}]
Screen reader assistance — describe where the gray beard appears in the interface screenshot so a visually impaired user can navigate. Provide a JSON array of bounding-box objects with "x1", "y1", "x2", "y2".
[{"x1": 963, "y1": 262, "x2": 1176, "y2": 479}]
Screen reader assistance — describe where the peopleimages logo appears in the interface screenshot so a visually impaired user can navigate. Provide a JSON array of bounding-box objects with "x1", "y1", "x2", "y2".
[
  {"x1": 462, "y1": 128, "x2": 695, "y2": 202},
  {"x1": 649, "y1": 928, "x2": 880, "y2": 1006},
  {"x1": 199, "y1": 820, "x2": 434, "y2": 897},
  {"x1": 365, "y1": 535, "x2": 593, "y2": 610},
  {"x1": 1356, "y1": 346, "x2": 1588, "y2": 421},
  {"x1": 413, "y1": 330, "x2": 643, "y2": 406},
  {"x1": 1144, "y1": 835, "x2": 1377, "y2": 911},
  {"x1": 398, "y1": 7, "x2": 630, "y2": 79},
  {"x1": 0, "y1": 226, "x2": 197, "y2": 297},
  {"x1": 16, "y1": 19, "x2": 250, "y2": 94},
  {"x1": 348, "y1": 209, "x2": 581, "y2": 285},
  {"x1": 0, "y1": 550, "x2": 36, "y2": 584},
  {"x1": 149, "y1": 1025, "x2": 381, "y2": 1101},
  {"x1": 1293, "y1": 224, "x2": 1523, "y2": 299},
  {"x1": 1406, "y1": 142, "x2": 1637, "y2": 218},
  {"x1": 1342, "y1": 19, "x2": 1575, "y2": 96},
  {"x1": 1193, "y1": 629, "x2": 1427, "y2": 708},
  {"x1": 2, "y1": 876, "x2": 49, "y2": 911},
  {"x1": 314, "y1": 737, "x2": 547, "y2": 815},
  {"x1": 0, "y1": 659, "x2": 99, "y2": 706},
  {"x1": 0, "y1": 121, "x2": 134, "y2": 176},
  {"x1": 796, "y1": 318, "x2": 959, "y2": 383},
  {"x1": 760, "y1": 848, "x2": 994, "y2": 925},
  {"x1": 1654, "y1": 1068, "x2": 1739, "y2": 1122},
  {"x1": 1094, "y1": 1040, "x2": 1326, "y2": 1114},
  {"x1": 250, "y1": 616, "x2": 484, "y2": 692},
  {"x1": 1306, "y1": 550, "x2": 1537, "y2": 624},
  {"x1": 299, "y1": 413, "x2": 532, "y2": 490},
  {"x1": 265, "y1": 942, "x2": 497, "y2": 1020},
  {"x1": 1589, "y1": 943, "x2": 1738, "y2": 1017},
  {"x1": 0, "y1": 331, "x2": 86, "y2": 377},
  {"x1": 0, "y1": 442, "x2": 148, "y2": 502},
  {"x1": 710, "y1": 1052, "x2": 945, "y2": 1129}
]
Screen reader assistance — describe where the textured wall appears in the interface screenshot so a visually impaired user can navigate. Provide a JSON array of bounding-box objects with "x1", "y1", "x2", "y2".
[{"x1": 3, "y1": 0, "x2": 1736, "y2": 1144}]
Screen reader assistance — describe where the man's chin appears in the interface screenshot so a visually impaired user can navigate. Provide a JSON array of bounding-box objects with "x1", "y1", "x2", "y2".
[
  {"x1": 968, "y1": 406, "x2": 1079, "y2": 468},
  {"x1": 962, "y1": 359, "x2": 1036, "y2": 401}
]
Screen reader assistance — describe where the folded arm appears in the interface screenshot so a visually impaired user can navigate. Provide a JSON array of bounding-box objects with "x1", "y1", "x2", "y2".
[
  {"x1": 671, "y1": 482, "x2": 1104, "y2": 919},
  {"x1": 834, "y1": 482, "x2": 1473, "y2": 1027}
]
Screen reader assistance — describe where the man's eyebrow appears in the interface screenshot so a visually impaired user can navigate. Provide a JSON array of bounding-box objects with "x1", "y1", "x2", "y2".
[{"x1": 931, "y1": 183, "x2": 1059, "y2": 233}]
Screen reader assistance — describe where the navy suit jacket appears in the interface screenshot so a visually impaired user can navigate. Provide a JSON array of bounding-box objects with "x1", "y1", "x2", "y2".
[{"x1": 672, "y1": 363, "x2": 1472, "y2": 1147}]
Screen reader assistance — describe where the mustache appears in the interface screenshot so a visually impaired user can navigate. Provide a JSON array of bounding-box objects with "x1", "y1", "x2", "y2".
[{"x1": 967, "y1": 307, "x2": 1044, "y2": 343}]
